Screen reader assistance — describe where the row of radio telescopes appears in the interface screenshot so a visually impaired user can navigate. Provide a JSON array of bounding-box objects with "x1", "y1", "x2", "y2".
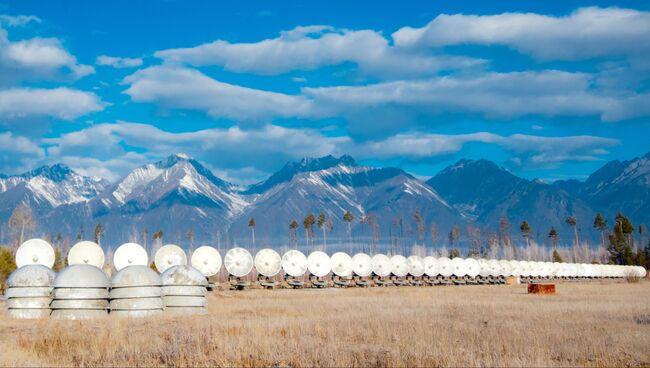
[{"x1": 4, "y1": 238, "x2": 647, "y2": 319}]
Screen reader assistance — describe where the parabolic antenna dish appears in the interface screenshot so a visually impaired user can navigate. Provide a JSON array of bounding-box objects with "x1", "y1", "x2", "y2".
[
  {"x1": 464, "y1": 258, "x2": 480, "y2": 277},
  {"x1": 154, "y1": 244, "x2": 187, "y2": 273},
  {"x1": 16, "y1": 238, "x2": 55, "y2": 269},
  {"x1": 282, "y1": 250, "x2": 307, "y2": 277},
  {"x1": 518, "y1": 261, "x2": 531, "y2": 277},
  {"x1": 499, "y1": 260, "x2": 512, "y2": 277},
  {"x1": 371, "y1": 254, "x2": 391, "y2": 277},
  {"x1": 67, "y1": 241, "x2": 105, "y2": 268},
  {"x1": 487, "y1": 259, "x2": 501, "y2": 277},
  {"x1": 113, "y1": 243, "x2": 148, "y2": 271},
  {"x1": 352, "y1": 253, "x2": 372, "y2": 277},
  {"x1": 224, "y1": 247, "x2": 254, "y2": 277},
  {"x1": 330, "y1": 252, "x2": 353, "y2": 277},
  {"x1": 307, "y1": 251, "x2": 331, "y2": 277},
  {"x1": 407, "y1": 255, "x2": 425, "y2": 277},
  {"x1": 478, "y1": 259, "x2": 490, "y2": 277},
  {"x1": 423, "y1": 256, "x2": 439, "y2": 277},
  {"x1": 254, "y1": 248, "x2": 282, "y2": 277},
  {"x1": 451, "y1": 257, "x2": 468, "y2": 277},
  {"x1": 390, "y1": 255, "x2": 409, "y2": 277},
  {"x1": 509, "y1": 260, "x2": 521, "y2": 277},
  {"x1": 190, "y1": 246, "x2": 222, "y2": 277},
  {"x1": 438, "y1": 257, "x2": 453, "y2": 277}
]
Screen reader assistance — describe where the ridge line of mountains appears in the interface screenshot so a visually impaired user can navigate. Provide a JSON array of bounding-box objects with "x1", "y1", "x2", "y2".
[{"x1": 1, "y1": 151, "x2": 648, "y2": 247}]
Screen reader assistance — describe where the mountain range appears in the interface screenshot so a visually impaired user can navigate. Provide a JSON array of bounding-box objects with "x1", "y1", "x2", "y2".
[{"x1": 1, "y1": 152, "x2": 648, "y2": 249}]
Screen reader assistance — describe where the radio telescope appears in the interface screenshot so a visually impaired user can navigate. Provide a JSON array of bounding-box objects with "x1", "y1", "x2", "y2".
[
  {"x1": 67, "y1": 241, "x2": 105, "y2": 268},
  {"x1": 113, "y1": 243, "x2": 148, "y2": 271},
  {"x1": 464, "y1": 258, "x2": 480, "y2": 284},
  {"x1": 307, "y1": 251, "x2": 331, "y2": 288},
  {"x1": 351, "y1": 253, "x2": 372, "y2": 286},
  {"x1": 371, "y1": 254, "x2": 392, "y2": 286},
  {"x1": 282, "y1": 249, "x2": 308, "y2": 288},
  {"x1": 406, "y1": 255, "x2": 424, "y2": 286},
  {"x1": 423, "y1": 256, "x2": 439, "y2": 285},
  {"x1": 16, "y1": 239, "x2": 55, "y2": 269},
  {"x1": 254, "y1": 248, "x2": 282, "y2": 288},
  {"x1": 437, "y1": 257, "x2": 453, "y2": 284},
  {"x1": 330, "y1": 252, "x2": 353, "y2": 287},
  {"x1": 224, "y1": 247, "x2": 253, "y2": 290},
  {"x1": 154, "y1": 244, "x2": 187, "y2": 273}
]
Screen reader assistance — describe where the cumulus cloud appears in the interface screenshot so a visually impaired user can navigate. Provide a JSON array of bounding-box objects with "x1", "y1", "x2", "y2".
[
  {"x1": 0, "y1": 88, "x2": 105, "y2": 120},
  {"x1": 354, "y1": 132, "x2": 618, "y2": 168},
  {"x1": 393, "y1": 7, "x2": 650, "y2": 61},
  {"x1": 154, "y1": 25, "x2": 484, "y2": 78},
  {"x1": 122, "y1": 66, "x2": 314, "y2": 121},
  {"x1": 41, "y1": 121, "x2": 617, "y2": 182},
  {"x1": 0, "y1": 25, "x2": 94, "y2": 83},
  {"x1": 96, "y1": 55, "x2": 143, "y2": 68},
  {"x1": 0, "y1": 132, "x2": 44, "y2": 174},
  {"x1": 304, "y1": 70, "x2": 649, "y2": 122}
]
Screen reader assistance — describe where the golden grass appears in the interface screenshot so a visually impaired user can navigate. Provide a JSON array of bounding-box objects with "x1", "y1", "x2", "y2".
[{"x1": 1, "y1": 280, "x2": 649, "y2": 367}]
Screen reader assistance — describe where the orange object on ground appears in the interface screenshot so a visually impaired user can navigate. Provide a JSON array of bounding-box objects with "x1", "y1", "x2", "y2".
[{"x1": 528, "y1": 283, "x2": 556, "y2": 294}]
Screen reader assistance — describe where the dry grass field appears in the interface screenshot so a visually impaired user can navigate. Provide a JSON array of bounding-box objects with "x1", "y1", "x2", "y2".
[{"x1": 1, "y1": 280, "x2": 649, "y2": 367}]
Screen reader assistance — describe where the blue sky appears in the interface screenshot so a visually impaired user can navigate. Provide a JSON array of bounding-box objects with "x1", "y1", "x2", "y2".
[{"x1": 0, "y1": 0, "x2": 648, "y2": 183}]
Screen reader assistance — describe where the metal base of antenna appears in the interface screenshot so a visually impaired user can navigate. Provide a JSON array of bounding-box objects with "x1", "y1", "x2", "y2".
[
  {"x1": 258, "y1": 276, "x2": 277, "y2": 289},
  {"x1": 353, "y1": 276, "x2": 370, "y2": 287},
  {"x1": 228, "y1": 276, "x2": 247, "y2": 290},
  {"x1": 332, "y1": 276, "x2": 351, "y2": 287},
  {"x1": 372, "y1": 276, "x2": 393, "y2": 286},
  {"x1": 309, "y1": 275, "x2": 328, "y2": 288},
  {"x1": 284, "y1": 275, "x2": 304, "y2": 288},
  {"x1": 407, "y1": 277, "x2": 423, "y2": 286}
]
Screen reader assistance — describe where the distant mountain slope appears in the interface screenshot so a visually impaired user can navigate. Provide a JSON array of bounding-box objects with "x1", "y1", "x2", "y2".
[
  {"x1": 427, "y1": 159, "x2": 596, "y2": 239},
  {"x1": 232, "y1": 156, "x2": 460, "y2": 244},
  {"x1": 0, "y1": 164, "x2": 107, "y2": 223},
  {"x1": 555, "y1": 152, "x2": 650, "y2": 225}
]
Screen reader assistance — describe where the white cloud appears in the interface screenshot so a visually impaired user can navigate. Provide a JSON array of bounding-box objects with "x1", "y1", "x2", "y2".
[
  {"x1": 0, "y1": 14, "x2": 41, "y2": 27},
  {"x1": 96, "y1": 55, "x2": 143, "y2": 68},
  {"x1": 122, "y1": 66, "x2": 314, "y2": 121},
  {"x1": 304, "y1": 70, "x2": 648, "y2": 122},
  {"x1": 154, "y1": 25, "x2": 483, "y2": 78},
  {"x1": 354, "y1": 132, "x2": 618, "y2": 167},
  {"x1": 393, "y1": 7, "x2": 650, "y2": 61},
  {"x1": 0, "y1": 132, "x2": 44, "y2": 174},
  {"x1": 0, "y1": 88, "x2": 105, "y2": 120},
  {"x1": 0, "y1": 26, "x2": 94, "y2": 82}
]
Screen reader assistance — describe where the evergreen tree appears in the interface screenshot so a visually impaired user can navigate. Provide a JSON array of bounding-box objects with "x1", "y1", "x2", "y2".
[
  {"x1": 303, "y1": 214, "x2": 316, "y2": 250},
  {"x1": 289, "y1": 220, "x2": 299, "y2": 249},
  {"x1": 0, "y1": 247, "x2": 16, "y2": 286},
  {"x1": 565, "y1": 216, "x2": 579, "y2": 247},
  {"x1": 343, "y1": 210, "x2": 354, "y2": 253},
  {"x1": 552, "y1": 249, "x2": 563, "y2": 263},
  {"x1": 317, "y1": 212, "x2": 326, "y2": 248},
  {"x1": 248, "y1": 218, "x2": 256, "y2": 248},
  {"x1": 548, "y1": 227, "x2": 559, "y2": 249},
  {"x1": 593, "y1": 213, "x2": 608, "y2": 249},
  {"x1": 608, "y1": 221, "x2": 634, "y2": 265},
  {"x1": 520, "y1": 221, "x2": 531, "y2": 248}
]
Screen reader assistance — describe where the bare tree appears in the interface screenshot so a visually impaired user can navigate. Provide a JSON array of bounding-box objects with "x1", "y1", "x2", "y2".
[
  {"x1": 429, "y1": 221, "x2": 439, "y2": 255},
  {"x1": 412, "y1": 208, "x2": 425, "y2": 246},
  {"x1": 8, "y1": 203, "x2": 36, "y2": 248},
  {"x1": 93, "y1": 224, "x2": 104, "y2": 246}
]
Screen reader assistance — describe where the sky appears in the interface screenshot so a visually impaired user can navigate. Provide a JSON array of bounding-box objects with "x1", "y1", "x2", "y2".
[{"x1": 0, "y1": 0, "x2": 648, "y2": 184}]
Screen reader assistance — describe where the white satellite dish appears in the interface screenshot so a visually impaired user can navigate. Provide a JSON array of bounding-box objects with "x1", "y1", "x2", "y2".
[
  {"x1": 351, "y1": 253, "x2": 372, "y2": 277},
  {"x1": 307, "y1": 251, "x2": 331, "y2": 278},
  {"x1": 190, "y1": 246, "x2": 222, "y2": 277},
  {"x1": 371, "y1": 254, "x2": 391, "y2": 277},
  {"x1": 16, "y1": 238, "x2": 55, "y2": 269},
  {"x1": 390, "y1": 255, "x2": 408, "y2": 277},
  {"x1": 154, "y1": 244, "x2": 187, "y2": 273},
  {"x1": 499, "y1": 260, "x2": 512, "y2": 277},
  {"x1": 451, "y1": 257, "x2": 468, "y2": 277},
  {"x1": 509, "y1": 260, "x2": 522, "y2": 277},
  {"x1": 464, "y1": 258, "x2": 480, "y2": 278},
  {"x1": 113, "y1": 243, "x2": 148, "y2": 271},
  {"x1": 407, "y1": 256, "x2": 425, "y2": 277},
  {"x1": 330, "y1": 252, "x2": 353, "y2": 277},
  {"x1": 437, "y1": 257, "x2": 453, "y2": 277},
  {"x1": 488, "y1": 259, "x2": 501, "y2": 277},
  {"x1": 254, "y1": 248, "x2": 282, "y2": 277},
  {"x1": 478, "y1": 259, "x2": 491, "y2": 278},
  {"x1": 282, "y1": 250, "x2": 308, "y2": 277},
  {"x1": 224, "y1": 247, "x2": 254, "y2": 277},
  {"x1": 423, "y1": 256, "x2": 439, "y2": 277},
  {"x1": 67, "y1": 241, "x2": 105, "y2": 268}
]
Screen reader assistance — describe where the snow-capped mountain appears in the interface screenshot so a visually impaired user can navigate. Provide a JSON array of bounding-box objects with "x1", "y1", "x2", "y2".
[
  {"x1": 0, "y1": 164, "x2": 107, "y2": 222},
  {"x1": 43, "y1": 154, "x2": 248, "y2": 244},
  {"x1": 427, "y1": 159, "x2": 595, "y2": 240},
  {"x1": 232, "y1": 155, "x2": 460, "y2": 244},
  {"x1": 554, "y1": 152, "x2": 650, "y2": 225}
]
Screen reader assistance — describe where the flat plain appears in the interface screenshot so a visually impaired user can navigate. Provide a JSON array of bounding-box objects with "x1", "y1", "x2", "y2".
[{"x1": 1, "y1": 280, "x2": 649, "y2": 367}]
